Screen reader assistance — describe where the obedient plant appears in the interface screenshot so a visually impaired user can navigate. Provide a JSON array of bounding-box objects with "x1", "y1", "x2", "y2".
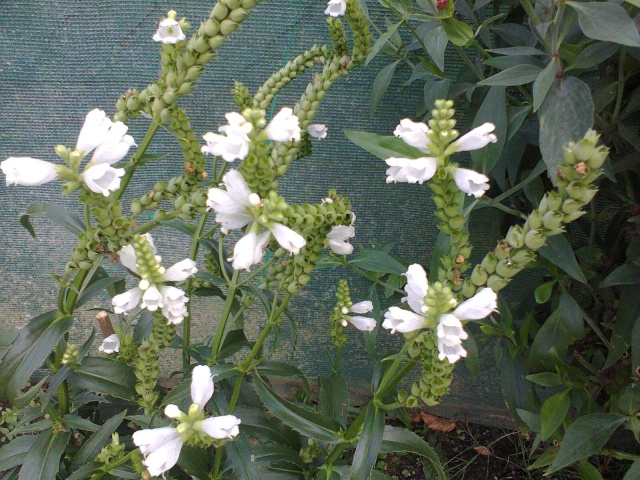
[{"x1": 0, "y1": 1, "x2": 630, "y2": 480}]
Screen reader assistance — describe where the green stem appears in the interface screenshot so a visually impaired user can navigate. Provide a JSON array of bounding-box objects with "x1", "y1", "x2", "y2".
[
  {"x1": 84, "y1": 204, "x2": 91, "y2": 229},
  {"x1": 212, "y1": 448, "x2": 223, "y2": 480},
  {"x1": 182, "y1": 212, "x2": 210, "y2": 368},
  {"x1": 611, "y1": 47, "x2": 627, "y2": 124},
  {"x1": 92, "y1": 451, "x2": 136, "y2": 479},
  {"x1": 454, "y1": 45, "x2": 483, "y2": 81},
  {"x1": 209, "y1": 269, "x2": 240, "y2": 362},
  {"x1": 519, "y1": 0, "x2": 541, "y2": 27}
]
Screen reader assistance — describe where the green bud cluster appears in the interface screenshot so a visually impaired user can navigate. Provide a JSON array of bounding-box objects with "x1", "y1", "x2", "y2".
[
  {"x1": 232, "y1": 80, "x2": 252, "y2": 110},
  {"x1": 114, "y1": 88, "x2": 146, "y2": 123},
  {"x1": 260, "y1": 193, "x2": 352, "y2": 294},
  {"x1": 131, "y1": 235, "x2": 166, "y2": 287},
  {"x1": 191, "y1": 252, "x2": 221, "y2": 290},
  {"x1": 428, "y1": 100, "x2": 459, "y2": 156},
  {"x1": 171, "y1": 106, "x2": 207, "y2": 179},
  {"x1": 134, "y1": 311, "x2": 177, "y2": 414},
  {"x1": 299, "y1": 438, "x2": 323, "y2": 464},
  {"x1": 96, "y1": 433, "x2": 126, "y2": 466},
  {"x1": 0, "y1": 404, "x2": 21, "y2": 443},
  {"x1": 253, "y1": 45, "x2": 329, "y2": 111},
  {"x1": 116, "y1": 334, "x2": 137, "y2": 364},
  {"x1": 328, "y1": 279, "x2": 353, "y2": 348},
  {"x1": 61, "y1": 343, "x2": 79, "y2": 367},
  {"x1": 344, "y1": 0, "x2": 372, "y2": 65},
  {"x1": 327, "y1": 17, "x2": 348, "y2": 58},
  {"x1": 131, "y1": 174, "x2": 199, "y2": 216},
  {"x1": 468, "y1": 130, "x2": 607, "y2": 296}
]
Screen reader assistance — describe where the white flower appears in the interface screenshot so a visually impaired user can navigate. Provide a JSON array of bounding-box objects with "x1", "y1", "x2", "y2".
[
  {"x1": 112, "y1": 288, "x2": 143, "y2": 314},
  {"x1": 161, "y1": 286, "x2": 189, "y2": 325},
  {"x1": 325, "y1": 0, "x2": 347, "y2": 17},
  {"x1": 133, "y1": 426, "x2": 183, "y2": 477},
  {"x1": 394, "y1": 119, "x2": 431, "y2": 153},
  {"x1": 350, "y1": 301, "x2": 373, "y2": 314},
  {"x1": 82, "y1": 164, "x2": 125, "y2": 197},
  {"x1": 453, "y1": 167, "x2": 490, "y2": 198},
  {"x1": 452, "y1": 287, "x2": 497, "y2": 321},
  {"x1": 402, "y1": 264, "x2": 428, "y2": 314},
  {"x1": 382, "y1": 307, "x2": 426, "y2": 334},
  {"x1": 163, "y1": 259, "x2": 198, "y2": 281},
  {"x1": 229, "y1": 230, "x2": 271, "y2": 271},
  {"x1": 452, "y1": 123, "x2": 497, "y2": 152},
  {"x1": 202, "y1": 112, "x2": 253, "y2": 162},
  {"x1": 76, "y1": 109, "x2": 113, "y2": 154},
  {"x1": 307, "y1": 124, "x2": 328, "y2": 139},
  {"x1": 206, "y1": 170, "x2": 254, "y2": 234},
  {"x1": 270, "y1": 223, "x2": 306, "y2": 255},
  {"x1": 190, "y1": 365, "x2": 214, "y2": 410},
  {"x1": 199, "y1": 415, "x2": 242, "y2": 439},
  {"x1": 90, "y1": 121, "x2": 136, "y2": 165},
  {"x1": 1, "y1": 157, "x2": 60, "y2": 186},
  {"x1": 385, "y1": 157, "x2": 437, "y2": 184},
  {"x1": 98, "y1": 334, "x2": 120, "y2": 354},
  {"x1": 343, "y1": 301, "x2": 376, "y2": 331},
  {"x1": 326, "y1": 225, "x2": 355, "y2": 255},
  {"x1": 436, "y1": 313, "x2": 469, "y2": 363},
  {"x1": 153, "y1": 18, "x2": 186, "y2": 44},
  {"x1": 265, "y1": 107, "x2": 301, "y2": 142},
  {"x1": 141, "y1": 285, "x2": 163, "y2": 311}
]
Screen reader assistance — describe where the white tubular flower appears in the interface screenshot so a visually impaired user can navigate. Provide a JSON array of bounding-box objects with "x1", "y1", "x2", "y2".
[
  {"x1": 76, "y1": 109, "x2": 112, "y2": 154},
  {"x1": 162, "y1": 259, "x2": 198, "y2": 281},
  {"x1": 112, "y1": 288, "x2": 143, "y2": 314},
  {"x1": 265, "y1": 107, "x2": 301, "y2": 142},
  {"x1": 206, "y1": 170, "x2": 254, "y2": 234},
  {"x1": 437, "y1": 313, "x2": 468, "y2": 363},
  {"x1": 190, "y1": 365, "x2": 214, "y2": 410},
  {"x1": 160, "y1": 286, "x2": 189, "y2": 325},
  {"x1": 394, "y1": 119, "x2": 431, "y2": 153},
  {"x1": 437, "y1": 333, "x2": 468, "y2": 364},
  {"x1": 153, "y1": 18, "x2": 186, "y2": 44},
  {"x1": 141, "y1": 285, "x2": 163, "y2": 311},
  {"x1": 230, "y1": 230, "x2": 271, "y2": 271},
  {"x1": 90, "y1": 121, "x2": 136, "y2": 165},
  {"x1": 202, "y1": 114, "x2": 252, "y2": 162},
  {"x1": 452, "y1": 123, "x2": 497, "y2": 152},
  {"x1": 382, "y1": 307, "x2": 427, "y2": 334},
  {"x1": 82, "y1": 164, "x2": 125, "y2": 197},
  {"x1": 326, "y1": 225, "x2": 355, "y2": 255},
  {"x1": 1, "y1": 157, "x2": 60, "y2": 186},
  {"x1": 270, "y1": 223, "x2": 306, "y2": 255},
  {"x1": 325, "y1": 0, "x2": 347, "y2": 17},
  {"x1": 385, "y1": 157, "x2": 437, "y2": 184},
  {"x1": 345, "y1": 301, "x2": 376, "y2": 332},
  {"x1": 307, "y1": 124, "x2": 328, "y2": 139},
  {"x1": 452, "y1": 287, "x2": 497, "y2": 321},
  {"x1": 402, "y1": 264, "x2": 428, "y2": 314},
  {"x1": 98, "y1": 334, "x2": 120, "y2": 354},
  {"x1": 351, "y1": 301, "x2": 373, "y2": 314},
  {"x1": 453, "y1": 168, "x2": 490, "y2": 198},
  {"x1": 198, "y1": 415, "x2": 242, "y2": 439},
  {"x1": 132, "y1": 426, "x2": 183, "y2": 477}
]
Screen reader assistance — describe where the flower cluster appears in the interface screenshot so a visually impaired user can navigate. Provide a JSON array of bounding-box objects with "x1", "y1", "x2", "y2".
[
  {"x1": 329, "y1": 280, "x2": 376, "y2": 347},
  {"x1": 112, "y1": 234, "x2": 197, "y2": 324},
  {"x1": 1, "y1": 109, "x2": 135, "y2": 197},
  {"x1": 133, "y1": 366, "x2": 241, "y2": 477},
  {"x1": 383, "y1": 264, "x2": 497, "y2": 363}
]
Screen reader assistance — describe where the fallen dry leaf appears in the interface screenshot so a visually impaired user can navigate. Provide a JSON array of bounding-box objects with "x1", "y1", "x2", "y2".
[
  {"x1": 420, "y1": 412, "x2": 456, "y2": 432},
  {"x1": 473, "y1": 446, "x2": 492, "y2": 456}
]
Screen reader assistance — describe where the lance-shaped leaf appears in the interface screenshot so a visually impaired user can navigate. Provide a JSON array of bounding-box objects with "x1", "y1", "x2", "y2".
[
  {"x1": 567, "y1": 1, "x2": 640, "y2": 47},
  {"x1": 0, "y1": 436, "x2": 37, "y2": 471},
  {"x1": 225, "y1": 434, "x2": 263, "y2": 480},
  {"x1": 350, "y1": 403, "x2": 386, "y2": 480},
  {"x1": 18, "y1": 429, "x2": 71, "y2": 480},
  {"x1": 70, "y1": 410, "x2": 127, "y2": 470},
  {"x1": 20, "y1": 203, "x2": 85, "y2": 238},
  {"x1": 379, "y1": 426, "x2": 447, "y2": 480},
  {"x1": 344, "y1": 131, "x2": 425, "y2": 160},
  {"x1": 68, "y1": 357, "x2": 137, "y2": 401}
]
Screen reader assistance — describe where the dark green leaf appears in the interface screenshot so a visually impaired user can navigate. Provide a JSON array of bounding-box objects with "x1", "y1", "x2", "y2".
[
  {"x1": 14, "y1": 376, "x2": 48, "y2": 408},
  {"x1": 225, "y1": 434, "x2": 263, "y2": 480},
  {"x1": 623, "y1": 458, "x2": 640, "y2": 480},
  {"x1": 477, "y1": 64, "x2": 541, "y2": 86},
  {"x1": 539, "y1": 234, "x2": 588, "y2": 284},
  {"x1": 606, "y1": 285, "x2": 640, "y2": 368},
  {"x1": 0, "y1": 311, "x2": 72, "y2": 401},
  {"x1": 490, "y1": 23, "x2": 537, "y2": 47},
  {"x1": 319, "y1": 375, "x2": 350, "y2": 427},
  {"x1": 534, "y1": 280, "x2": 555, "y2": 304},
  {"x1": 558, "y1": 292, "x2": 584, "y2": 339},
  {"x1": 530, "y1": 310, "x2": 573, "y2": 370},
  {"x1": 548, "y1": 414, "x2": 627, "y2": 474},
  {"x1": 578, "y1": 461, "x2": 604, "y2": 480},
  {"x1": 501, "y1": 350, "x2": 536, "y2": 429},
  {"x1": 18, "y1": 429, "x2": 71, "y2": 480},
  {"x1": 379, "y1": 426, "x2": 447, "y2": 479},
  {"x1": 257, "y1": 361, "x2": 311, "y2": 391},
  {"x1": 366, "y1": 23, "x2": 401, "y2": 66},
  {"x1": 178, "y1": 445, "x2": 215, "y2": 480},
  {"x1": 76, "y1": 276, "x2": 124, "y2": 308},
  {"x1": 344, "y1": 130, "x2": 425, "y2": 160},
  {"x1": 515, "y1": 409, "x2": 541, "y2": 432},
  {"x1": 442, "y1": 17, "x2": 474, "y2": 46},
  {"x1": 70, "y1": 410, "x2": 127, "y2": 470},
  {"x1": 370, "y1": 61, "x2": 399, "y2": 113},
  {"x1": 483, "y1": 55, "x2": 545, "y2": 71},
  {"x1": 350, "y1": 404, "x2": 386, "y2": 480},
  {"x1": 541, "y1": 390, "x2": 570, "y2": 440},
  {"x1": 423, "y1": 25, "x2": 448, "y2": 71},
  {"x1": 0, "y1": 329, "x2": 19, "y2": 361},
  {"x1": 253, "y1": 374, "x2": 342, "y2": 444},
  {"x1": 364, "y1": 283, "x2": 381, "y2": 357},
  {"x1": 63, "y1": 414, "x2": 100, "y2": 432},
  {"x1": 538, "y1": 76, "x2": 594, "y2": 180},
  {"x1": 350, "y1": 250, "x2": 407, "y2": 275},
  {"x1": 567, "y1": 2, "x2": 640, "y2": 47},
  {"x1": 20, "y1": 203, "x2": 85, "y2": 238},
  {"x1": 233, "y1": 406, "x2": 300, "y2": 448},
  {"x1": 423, "y1": 79, "x2": 451, "y2": 119},
  {"x1": 0, "y1": 436, "x2": 36, "y2": 470},
  {"x1": 600, "y1": 263, "x2": 640, "y2": 288},
  {"x1": 568, "y1": 42, "x2": 619, "y2": 72},
  {"x1": 470, "y1": 86, "x2": 507, "y2": 173},
  {"x1": 69, "y1": 357, "x2": 137, "y2": 401},
  {"x1": 487, "y1": 47, "x2": 547, "y2": 56},
  {"x1": 533, "y1": 58, "x2": 559, "y2": 112},
  {"x1": 134, "y1": 152, "x2": 169, "y2": 168},
  {"x1": 66, "y1": 464, "x2": 103, "y2": 480}
]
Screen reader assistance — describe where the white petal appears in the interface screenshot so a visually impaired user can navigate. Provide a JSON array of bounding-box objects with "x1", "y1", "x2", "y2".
[
  {"x1": 191, "y1": 365, "x2": 214, "y2": 409},
  {"x1": 348, "y1": 316, "x2": 377, "y2": 332},
  {"x1": 270, "y1": 223, "x2": 306, "y2": 254},
  {"x1": 118, "y1": 244, "x2": 138, "y2": 273},
  {"x1": 90, "y1": 133, "x2": 136, "y2": 165},
  {"x1": 142, "y1": 435, "x2": 183, "y2": 476},
  {"x1": 164, "y1": 404, "x2": 183, "y2": 419},
  {"x1": 230, "y1": 230, "x2": 270, "y2": 271},
  {"x1": 324, "y1": 0, "x2": 347, "y2": 17},
  {"x1": 265, "y1": 107, "x2": 301, "y2": 142},
  {"x1": 385, "y1": 157, "x2": 437, "y2": 184},
  {"x1": 98, "y1": 334, "x2": 120, "y2": 354},
  {"x1": 222, "y1": 170, "x2": 254, "y2": 208},
  {"x1": 307, "y1": 123, "x2": 328, "y2": 139},
  {"x1": 351, "y1": 301, "x2": 373, "y2": 314},
  {"x1": 437, "y1": 335, "x2": 467, "y2": 364},
  {"x1": 454, "y1": 123, "x2": 497, "y2": 152},
  {"x1": 382, "y1": 307, "x2": 426, "y2": 334},
  {"x1": 141, "y1": 285, "x2": 163, "y2": 311},
  {"x1": 153, "y1": 18, "x2": 186, "y2": 44},
  {"x1": 436, "y1": 314, "x2": 468, "y2": 340},
  {"x1": 453, "y1": 168, "x2": 490, "y2": 198},
  {"x1": 198, "y1": 415, "x2": 241, "y2": 439},
  {"x1": 326, "y1": 225, "x2": 354, "y2": 255},
  {"x1": 76, "y1": 109, "x2": 112, "y2": 154},
  {"x1": 163, "y1": 259, "x2": 198, "y2": 281},
  {"x1": 83, "y1": 164, "x2": 125, "y2": 197},
  {"x1": 133, "y1": 426, "x2": 180, "y2": 455},
  {"x1": 112, "y1": 288, "x2": 143, "y2": 314},
  {"x1": 1, "y1": 157, "x2": 59, "y2": 186},
  {"x1": 402, "y1": 264, "x2": 428, "y2": 314},
  {"x1": 160, "y1": 286, "x2": 189, "y2": 324},
  {"x1": 453, "y1": 287, "x2": 497, "y2": 321},
  {"x1": 393, "y1": 118, "x2": 430, "y2": 152}
]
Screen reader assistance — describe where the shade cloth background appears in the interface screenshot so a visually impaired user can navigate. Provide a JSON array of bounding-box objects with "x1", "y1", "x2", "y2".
[{"x1": 0, "y1": 0, "x2": 526, "y2": 426}]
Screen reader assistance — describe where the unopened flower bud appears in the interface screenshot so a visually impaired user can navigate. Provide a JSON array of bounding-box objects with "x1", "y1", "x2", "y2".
[
  {"x1": 573, "y1": 140, "x2": 595, "y2": 162},
  {"x1": 481, "y1": 253, "x2": 497, "y2": 274},
  {"x1": 524, "y1": 229, "x2": 546, "y2": 250},
  {"x1": 542, "y1": 210, "x2": 563, "y2": 231},
  {"x1": 487, "y1": 274, "x2": 509, "y2": 291},
  {"x1": 505, "y1": 225, "x2": 524, "y2": 248},
  {"x1": 470, "y1": 265, "x2": 488, "y2": 286},
  {"x1": 527, "y1": 210, "x2": 543, "y2": 230},
  {"x1": 587, "y1": 146, "x2": 608, "y2": 169}
]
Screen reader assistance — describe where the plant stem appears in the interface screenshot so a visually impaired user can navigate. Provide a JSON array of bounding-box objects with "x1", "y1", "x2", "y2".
[
  {"x1": 84, "y1": 204, "x2": 91, "y2": 229},
  {"x1": 519, "y1": 0, "x2": 541, "y2": 27},
  {"x1": 611, "y1": 47, "x2": 627, "y2": 124},
  {"x1": 454, "y1": 45, "x2": 483, "y2": 81},
  {"x1": 209, "y1": 269, "x2": 240, "y2": 362}
]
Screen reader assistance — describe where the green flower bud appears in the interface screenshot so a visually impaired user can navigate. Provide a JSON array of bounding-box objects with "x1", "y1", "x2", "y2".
[
  {"x1": 587, "y1": 146, "x2": 608, "y2": 169},
  {"x1": 496, "y1": 259, "x2": 519, "y2": 278},
  {"x1": 573, "y1": 140, "x2": 595, "y2": 162},
  {"x1": 131, "y1": 200, "x2": 142, "y2": 215},
  {"x1": 505, "y1": 225, "x2": 524, "y2": 249},
  {"x1": 566, "y1": 181, "x2": 597, "y2": 203},
  {"x1": 526, "y1": 210, "x2": 543, "y2": 230},
  {"x1": 524, "y1": 229, "x2": 546, "y2": 250},
  {"x1": 220, "y1": 19, "x2": 239, "y2": 35},
  {"x1": 481, "y1": 253, "x2": 497, "y2": 274},
  {"x1": 510, "y1": 249, "x2": 535, "y2": 266},
  {"x1": 542, "y1": 210, "x2": 563, "y2": 231},
  {"x1": 229, "y1": 8, "x2": 248, "y2": 22},
  {"x1": 449, "y1": 215, "x2": 466, "y2": 231},
  {"x1": 461, "y1": 279, "x2": 476, "y2": 298},
  {"x1": 487, "y1": 274, "x2": 509, "y2": 291},
  {"x1": 564, "y1": 210, "x2": 586, "y2": 222},
  {"x1": 470, "y1": 265, "x2": 488, "y2": 286}
]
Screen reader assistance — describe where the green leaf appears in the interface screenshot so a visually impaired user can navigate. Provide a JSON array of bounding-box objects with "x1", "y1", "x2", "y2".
[
  {"x1": 423, "y1": 79, "x2": 451, "y2": 120},
  {"x1": 233, "y1": 406, "x2": 300, "y2": 448},
  {"x1": 567, "y1": 1, "x2": 640, "y2": 47},
  {"x1": 76, "y1": 275, "x2": 124, "y2": 308},
  {"x1": 20, "y1": 203, "x2": 85, "y2": 239},
  {"x1": 225, "y1": 434, "x2": 263, "y2": 480},
  {"x1": 178, "y1": 445, "x2": 215, "y2": 480},
  {"x1": 349, "y1": 250, "x2": 407, "y2": 275},
  {"x1": 477, "y1": 64, "x2": 541, "y2": 86},
  {"x1": 370, "y1": 61, "x2": 399, "y2": 113},
  {"x1": 600, "y1": 263, "x2": 640, "y2": 287},
  {"x1": 423, "y1": 25, "x2": 448, "y2": 71},
  {"x1": 558, "y1": 292, "x2": 584, "y2": 339},
  {"x1": 530, "y1": 310, "x2": 573, "y2": 370},
  {"x1": 525, "y1": 372, "x2": 562, "y2": 387},
  {"x1": 483, "y1": 55, "x2": 545, "y2": 71},
  {"x1": 14, "y1": 376, "x2": 48, "y2": 408},
  {"x1": 533, "y1": 58, "x2": 559, "y2": 112},
  {"x1": 257, "y1": 361, "x2": 311, "y2": 392},
  {"x1": 606, "y1": 285, "x2": 640, "y2": 368},
  {"x1": 578, "y1": 461, "x2": 604, "y2": 480},
  {"x1": 69, "y1": 357, "x2": 137, "y2": 401},
  {"x1": 487, "y1": 47, "x2": 547, "y2": 56},
  {"x1": 344, "y1": 131, "x2": 425, "y2": 160},
  {"x1": 500, "y1": 350, "x2": 536, "y2": 429},
  {"x1": 350, "y1": 404, "x2": 386, "y2": 480},
  {"x1": 0, "y1": 311, "x2": 72, "y2": 401},
  {"x1": 366, "y1": 23, "x2": 401, "y2": 66},
  {"x1": 534, "y1": 280, "x2": 555, "y2": 304},
  {"x1": 66, "y1": 464, "x2": 103, "y2": 480},
  {"x1": 623, "y1": 458, "x2": 640, "y2": 480},
  {"x1": 547, "y1": 414, "x2": 627, "y2": 474},
  {"x1": 63, "y1": 414, "x2": 100, "y2": 432},
  {"x1": 379, "y1": 426, "x2": 447, "y2": 480},
  {"x1": 253, "y1": 374, "x2": 342, "y2": 444},
  {"x1": 538, "y1": 76, "x2": 594, "y2": 180},
  {"x1": 568, "y1": 42, "x2": 619, "y2": 72},
  {"x1": 0, "y1": 329, "x2": 19, "y2": 361},
  {"x1": 541, "y1": 390, "x2": 570, "y2": 440},
  {"x1": 70, "y1": 410, "x2": 127, "y2": 470},
  {"x1": 364, "y1": 283, "x2": 381, "y2": 357},
  {"x1": 470, "y1": 86, "x2": 507, "y2": 173},
  {"x1": 516, "y1": 409, "x2": 541, "y2": 432},
  {"x1": 442, "y1": 17, "x2": 474, "y2": 46},
  {"x1": 0, "y1": 436, "x2": 36, "y2": 470},
  {"x1": 18, "y1": 429, "x2": 71, "y2": 480},
  {"x1": 319, "y1": 375, "x2": 350, "y2": 427},
  {"x1": 539, "y1": 234, "x2": 588, "y2": 284}
]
